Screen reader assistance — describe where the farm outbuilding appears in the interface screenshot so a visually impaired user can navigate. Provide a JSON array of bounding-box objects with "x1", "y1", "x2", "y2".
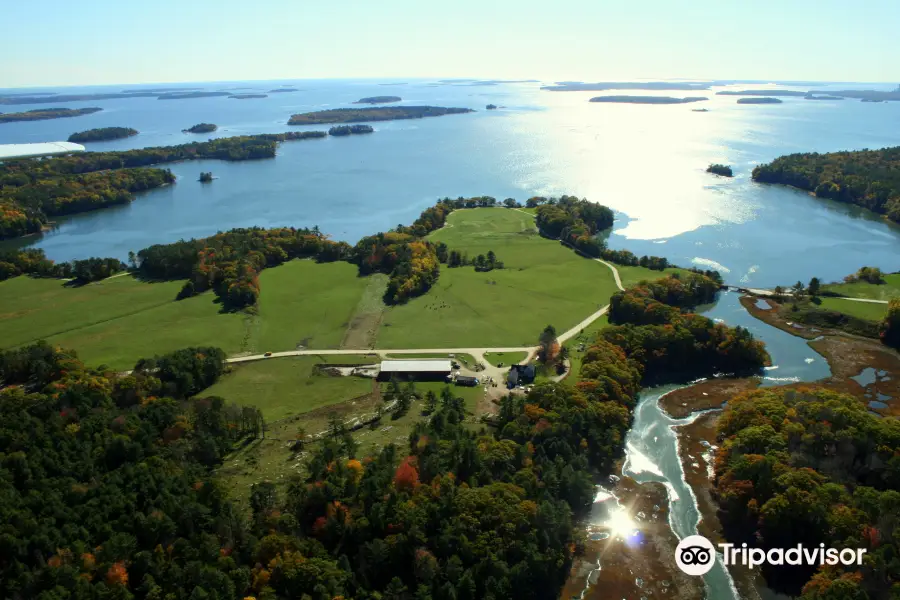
[{"x1": 378, "y1": 359, "x2": 452, "y2": 381}]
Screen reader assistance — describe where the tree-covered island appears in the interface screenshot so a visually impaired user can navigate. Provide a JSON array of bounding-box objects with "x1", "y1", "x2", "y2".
[
  {"x1": 288, "y1": 106, "x2": 474, "y2": 125},
  {"x1": 707, "y1": 163, "x2": 734, "y2": 177},
  {"x1": 229, "y1": 94, "x2": 268, "y2": 99},
  {"x1": 0, "y1": 107, "x2": 102, "y2": 124},
  {"x1": 354, "y1": 96, "x2": 402, "y2": 104},
  {"x1": 328, "y1": 125, "x2": 375, "y2": 136},
  {"x1": 737, "y1": 97, "x2": 783, "y2": 104},
  {"x1": 182, "y1": 123, "x2": 218, "y2": 133},
  {"x1": 67, "y1": 127, "x2": 139, "y2": 143},
  {"x1": 589, "y1": 96, "x2": 708, "y2": 104}
]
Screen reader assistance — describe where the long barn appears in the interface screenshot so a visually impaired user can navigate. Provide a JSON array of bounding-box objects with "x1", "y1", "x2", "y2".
[{"x1": 378, "y1": 359, "x2": 452, "y2": 381}]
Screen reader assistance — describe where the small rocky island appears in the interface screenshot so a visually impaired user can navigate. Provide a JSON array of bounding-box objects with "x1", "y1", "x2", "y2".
[
  {"x1": 0, "y1": 107, "x2": 102, "y2": 124},
  {"x1": 589, "y1": 96, "x2": 708, "y2": 104},
  {"x1": 199, "y1": 172, "x2": 213, "y2": 183},
  {"x1": 354, "y1": 96, "x2": 402, "y2": 104},
  {"x1": 67, "y1": 127, "x2": 138, "y2": 143},
  {"x1": 229, "y1": 94, "x2": 268, "y2": 99},
  {"x1": 183, "y1": 123, "x2": 218, "y2": 134},
  {"x1": 328, "y1": 125, "x2": 375, "y2": 136},
  {"x1": 268, "y1": 88, "x2": 299, "y2": 93},
  {"x1": 486, "y1": 104, "x2": 498, "y2": 110},
  {"x1": 288, "y1": 106, "x2": 474, "y2": 125},
  {"x1": 707, "y1": 163, "x2": 734, "y2": 177},
  {"x1": 737, "y1": 97, "x2": 783, "y2": 104},
  {"x1": 692, "y1": 108, "x2": 709, "y2": 112}
]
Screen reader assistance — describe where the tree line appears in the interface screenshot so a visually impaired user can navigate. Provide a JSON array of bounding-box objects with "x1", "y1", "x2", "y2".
[
  {"x1": 752, "y1": 146, "x2": 900, "y2": 223},
  {"x1": 603, "y1": 273, "x2": 769, "y2": 380},
  {"x1": 0, "y1": 248, "x2": 126, "y2": 283},
  {"x1": 714, "y1": 386, "x2": 900, "y2": 598},
  {"x1": 0, "y1": 133, "x2": 328, "y2": 240}
]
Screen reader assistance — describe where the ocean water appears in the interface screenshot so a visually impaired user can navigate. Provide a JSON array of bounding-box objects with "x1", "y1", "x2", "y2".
[{"x1": 2, "y1": 78, "x2": 900, "y2": 286}]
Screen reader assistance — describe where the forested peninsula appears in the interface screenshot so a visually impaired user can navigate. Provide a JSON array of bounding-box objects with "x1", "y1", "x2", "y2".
[
  {"x1": 752, "y1": 146, "x2": 900, "y2": 222},
  {"x1": 0, "y1": 132, "x2": 329, "y2": 240},
  {"x1": 0, "y1": 107, "x2": 102, "y2": 124},
  {"x1": 288, "y1": 106, "x2": 473, "y2": 125},
  {"x1": 67, "y1": 127, "x2": 139, "y2": 143},
  {"x1": 589, "y1": 96, "x2": 707, "y2": 104}
]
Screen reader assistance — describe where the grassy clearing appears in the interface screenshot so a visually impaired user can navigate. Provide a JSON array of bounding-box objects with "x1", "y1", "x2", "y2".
[
  {"x1": 616, "y1": 265, "x2": 689, "y2": 289},
  {"x1": 483, "y1": 351, "x2": 528, "y2": 366},
  {"x1": 0, "y1": 274, "x2": 249, "y2": 370},
  {"x1": 204, "y1": 355, "x2": 378, "y2": 421},
  {"x1": 377, "y1": 208, "x2": 620, "y2": 348},
  {"x1": 217, "y1": 381, "x2": 482, "y2": 500},
  {"x1": 822, "y1": 274, "x2": 900, "y2": 301},
  {"x1": 255, "y1": 260, "x2": 371, "y2": 352},
  {"x1": 818, "y1": 297, "x2": 888, "y2": 322},
  {"x1": 0, "y1": 260, "x2": 372, "y2": 370}
]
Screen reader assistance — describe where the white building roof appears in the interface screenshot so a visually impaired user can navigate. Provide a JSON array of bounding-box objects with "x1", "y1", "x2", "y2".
[
  {"x1": 380, "y1": 359, "x2": 452, "y2": 373},
  {"x1": 0, "y1": 142, "x2": 85, "y2": 160}
]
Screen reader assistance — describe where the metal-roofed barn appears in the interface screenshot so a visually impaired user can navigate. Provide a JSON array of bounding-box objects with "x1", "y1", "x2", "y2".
[{"x1": 378, "y1": 359, "x2": 452, "y2": 381}]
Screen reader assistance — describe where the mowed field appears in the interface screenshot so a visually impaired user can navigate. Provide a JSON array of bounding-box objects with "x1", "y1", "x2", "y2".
[
  {"x1": 819, "y1": 297, "x2": 889, "y2": 321},
  {"x1": 205, "y1": 354, "x2": 378, "y2": 421},
  {"x1": 0, "y1": 260, "x2": 370, "y2": 370},
  {"x1": 823, "y1": 274, "x2": 900, "y2": 302},
  {"x1": 375, "y1": 208, "x2": 621, "y2": 348}
]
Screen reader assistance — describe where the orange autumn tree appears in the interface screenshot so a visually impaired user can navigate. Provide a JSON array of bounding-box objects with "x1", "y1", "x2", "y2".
[
  {"x1": 106, "y1": 562, "x2": 128, "y2": 587},
  {"x1": 393, "y1": 456, "x2": 419, "y2": 492}
]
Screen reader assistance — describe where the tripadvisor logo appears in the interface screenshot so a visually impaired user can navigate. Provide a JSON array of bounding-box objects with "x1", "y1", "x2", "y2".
[{"x1": 675, "y1": 535, "x2": 867, "y2": 576}]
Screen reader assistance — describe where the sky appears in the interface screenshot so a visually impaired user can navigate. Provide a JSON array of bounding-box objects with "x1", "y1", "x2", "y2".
[{"x1": 3, "y1": 0, "x2": 899, "y2": 88}]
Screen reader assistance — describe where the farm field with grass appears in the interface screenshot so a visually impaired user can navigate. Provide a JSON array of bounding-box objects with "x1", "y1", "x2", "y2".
[
  {"x1": 483, "y1": 351, "x2": 529, "y2": 366},
  {"x1": 822, "y1": 273, "x2": 900, "y2": 301},
  {"x1": 376, "y1": 208, "x2": 620, "y2": 348},
  {"x1": 819, "y1": 297, "x2": 889, "y2": 321}
]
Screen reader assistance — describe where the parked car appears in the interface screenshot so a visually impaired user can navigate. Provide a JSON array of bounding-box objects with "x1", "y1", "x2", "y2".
[{"x1": 264, "y1": 352, "x2": 273, "y2": 357}]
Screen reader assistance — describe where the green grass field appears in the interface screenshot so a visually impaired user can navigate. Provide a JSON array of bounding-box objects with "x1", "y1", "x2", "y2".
[
  {"x1": 255, "y1": 260, "x2": 370, "y2": 351},
  {"x1": 204, "y1": 355, "x2": 378, "y2": 421},
  {"x1": 822, "y1": 274, "x2": 900, "y2": 301},
  {"x1": 616, "y1": 265, "x2": 688, "y2": 288},
  {"x1": 0, "y1": 260, "x2": 371, "y2": 370},
  {"x1": 483, "y1": 351, "x2": 528, "y2": 366},
  {"x1": 0, "y1": 275, "x2": 249, "y2": 369},
  {"x1": 376, "y1": 208, "x2": 620, "y2": 348},
  {"x1": 818, "y1": 297, "x2": 888, "y2": 322}
]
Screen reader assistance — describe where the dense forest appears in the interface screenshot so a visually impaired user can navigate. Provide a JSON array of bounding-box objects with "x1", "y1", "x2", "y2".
[
  {"x1": 328, "y1": 125, "x2": 375, "y2": 136},
  {"x1": 0, "y1": 133, "x2": 328, "y2": 240},
  {"x1": 714, "y1": 386, "x2": 900, "y2": 598},
  {"x1": 0, "y1": 342, "x2": 264, "y2": 599},
  {"x1": 752, "y1": 146, "x2": 900, "y2": 223},
  {"x1": 0, "y1": 107, "x2": 102, "y2": 123},
  {"x1": 68, "y1": 127, "x2": 139, "y2": 143},
  {"x1": 0, "y1": 248, "x2": 126, "y2": 283},
  {"x1": 183, "y1": 123, "x2": 218, "y2": 133},
  {"x1": 603, "y1": 273, "x2": 769, "y2": 380},
  {"x1": 288, "y1": 106, "x2": 474, "y2": 125}
]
